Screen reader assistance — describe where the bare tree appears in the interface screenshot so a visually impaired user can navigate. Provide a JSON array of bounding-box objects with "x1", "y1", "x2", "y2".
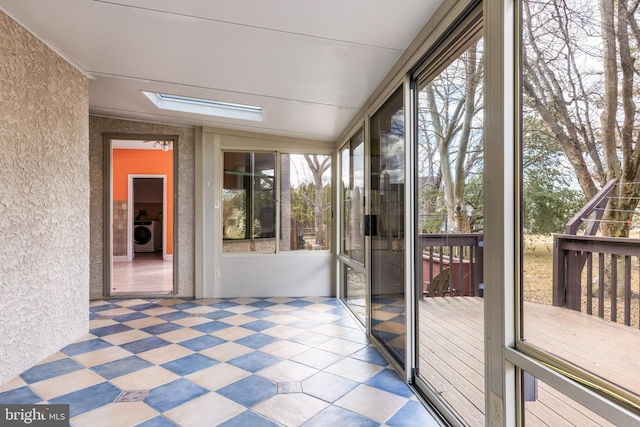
[
  {"x1": 523, "y1": 0, "x2": 640, "y2": 236},
  {"x1": 419, "y1": 40, "x2": 484, "y2": 232},
  {"x1": 304, "y1": 154, "x2": 331, "y2": 247}
]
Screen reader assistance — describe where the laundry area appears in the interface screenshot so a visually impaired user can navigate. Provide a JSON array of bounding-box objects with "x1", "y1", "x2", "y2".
[
  {"x1": 110, "y1": 140, "x2": 174, "y2": 295},
  {"x1": 133, "y1": 177, "x2": 164, "y2": 254}
]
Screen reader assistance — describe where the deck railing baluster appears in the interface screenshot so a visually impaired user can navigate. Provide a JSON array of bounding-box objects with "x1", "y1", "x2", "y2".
[
  {"x1": 625, "y1": 255, "x2": 631, "y2": 326},
  {"x1": 611, "y1": 254, "x2": 617, "y2": 323},
  {"x1": 586, "y1": 254, "x2": 593, "y2": 315},
  {"x1": 599, "y1": 253, "x2": 605, "y2": 319}
]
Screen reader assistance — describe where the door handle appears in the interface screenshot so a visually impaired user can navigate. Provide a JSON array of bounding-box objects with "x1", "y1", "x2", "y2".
[{"x1": 364, "y1": 215, "x2": 377, "y2": 236}]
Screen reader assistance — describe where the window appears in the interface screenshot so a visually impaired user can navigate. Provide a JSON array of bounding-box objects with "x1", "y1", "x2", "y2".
[
  {"x1": 223, "y1": 152, "x2": 276, "y2": 253},
  {"x1": 339, "y1": 128, "x2": 366, "y2": 323},
  {"x1": 223, "y1": 151, "x2": 332, "y2": 253},
  {"x1": 340, "y1": 129, "x2": 365, "y2": 264},
  {"x1": 520, "y1": 0, "x2": 640, "y2": 412},
  {"x1": 279, "y1": 153, "x2": 332, "y2": 251}
]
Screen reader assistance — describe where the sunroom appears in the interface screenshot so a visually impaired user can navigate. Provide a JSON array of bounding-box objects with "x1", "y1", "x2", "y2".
[{"x1": 1, "y1": 0, "x2": 640, "y2": 425}]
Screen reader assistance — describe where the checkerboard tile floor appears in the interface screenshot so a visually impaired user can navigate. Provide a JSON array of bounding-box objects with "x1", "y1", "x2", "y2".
[{"x1": 0, "y1": 297, "x2": 440, "y2": 426}]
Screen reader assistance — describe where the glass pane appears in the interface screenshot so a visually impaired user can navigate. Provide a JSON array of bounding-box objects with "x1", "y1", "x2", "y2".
[
  {"x1": 370, "y1": 86, "x2": 406, "y2": 368},
  {"x1": 415, "y1": 37, "x2": 484, "y2": 425},
  {"x1": 521, "y1": 0, "x2": 640, "y2": 402},
  {"x1": 341, "y1": 145, "x2": 351, "y2": 256},
  {"x1": 341, "y1": 130, "x2": 365, "y2": 263},
  {"x1": 223, "y1": 151, "x2": 276, "y2": 252},
  {"x1": 344, "y1": 264, "x2": 366, "y2": 323},
  {"x1": 523, "y1": 373, "x2": 616, "y2": 427},
  {"x1": 279, "y1": 153, "x2": 332, "y2": 251}
]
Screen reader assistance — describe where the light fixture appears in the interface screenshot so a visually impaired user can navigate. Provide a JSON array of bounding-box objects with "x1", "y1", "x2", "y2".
[
  {"x1": 142, "y1": 91, "x2": 263, "y2": 122},
  {"x1": 153, "y1": 141, "x2": 171, "y2": 151}
]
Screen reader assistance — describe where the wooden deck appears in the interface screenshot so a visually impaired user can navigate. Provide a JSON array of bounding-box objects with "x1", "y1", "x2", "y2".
[{"x1": 418, "y1": 297, "x2": 639, "y2": 426}]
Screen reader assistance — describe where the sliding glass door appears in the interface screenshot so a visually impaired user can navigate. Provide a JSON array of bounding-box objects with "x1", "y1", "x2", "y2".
[
  {"x1": 370, "y1": 87, "x2": 406, "y2": 369},
  {"x1": 412, "y1": 11, "x2": 485, "y2": 425}
]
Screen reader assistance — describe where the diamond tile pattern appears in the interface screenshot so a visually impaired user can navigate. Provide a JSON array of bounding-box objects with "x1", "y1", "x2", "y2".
[{"x1": 0, "y1": 297, "x2": 438, "y2": 426}]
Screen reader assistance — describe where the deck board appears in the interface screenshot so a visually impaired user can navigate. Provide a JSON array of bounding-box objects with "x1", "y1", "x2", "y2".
[{"x1": 418, "y1": 297, "x2": 630, "y2": 426}]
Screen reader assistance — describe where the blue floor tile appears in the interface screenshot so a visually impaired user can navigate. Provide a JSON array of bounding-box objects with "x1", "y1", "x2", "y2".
[
  {"x1": 216, "y1": 376, "x2": 276, "y2": 407},
  {"x1": 91, "y1": 355, "x2": 153, "y2": 380},
  {"x1": 161, "y1": 354, "x2": 218, "y2": 376},
  {"x1": 386, "y1": 400, "x2": 439, "y2": 427},
  {"x1": 170, "y1": 302, "x2": 200, "y2": 310},
  {"x1": 61, "y1": 338, "x2": 112, "y2": 356},
  {"x1": 128, "y1": 303, "x2": 162, "y2": 311},
  {"x1": 203, "y1": 310, "x2": 235, "y2": 320},
  {"x1": 242, "y1": 320, "x2": 278, "y2": 332},
  {"x1": 366, "y1": 369, "x2": 413, "y2": 398},
  {"x1": 20, "y1": 358, "x2": 84, "y2": 383},
  {"x1": 144, "y1": 379, "x2": 208, "y2": 412},
  {"x1": 50, "y1": 381, "x2": 121, "y2": 417},
  {"x1": 303, "y1": 405, "x2": 379, "y2": 427},
  {"x1": 227, "y1": 351, "x2": 281, "y2": 373},
  {"x1": 234, "y1": 333, "x2": 278, "y2": 349},
  {"x1": 210, "y1": 301, "x2": 240, "y2": 309},
  {"x1": 121, "y1": 337, "x2": 171, "y2": 354},
  {"x1": 90, "y1": 323, "x2": 132, "y2": 337},
  {"x1": 191, "y1": 320, "x2": 231, "y2": 333},
  {"x1": 135, "y1": 416, "x2": 179, "y2": 427},
  {"x1": 243, "y1": 309, "x2": 276, "y2": 319},
  {"x1": 113, "y1": 312, "x2": 149, "y2": 322},
  {"x1": 178, "y1": 335, "x2": 226, "y2": 352},
  {"x1": 283, "y1": 299, "x2": 313, "y2": 308},
  {"x1": 247, "y1": 300, "x2": 276, "y2": 309},
  {"x1": 219, "y1": 410, "x2": 280, "y2": 427},
  {"x1": 141, "y1": 322, "x2": 182, "y2": 335},
  {"x1": 156, "y1": 311, "x2": 189, "y2": 322},
  {"x1": 0, "y1": 386, "x2": 43, "y2": 404},
  {"x1": 89, "y1": 304, "x2": 117, "y2": 313}
]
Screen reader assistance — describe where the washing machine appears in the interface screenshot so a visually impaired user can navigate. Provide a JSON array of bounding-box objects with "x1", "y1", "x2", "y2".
[{"x1": 134, "y1": 221, "x2": 157, "y2": 253}]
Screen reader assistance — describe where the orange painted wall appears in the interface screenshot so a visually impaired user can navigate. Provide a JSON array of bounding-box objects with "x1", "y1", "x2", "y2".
[{"x1": 113, "y1": 149, "x2": 173, "y2": 253}]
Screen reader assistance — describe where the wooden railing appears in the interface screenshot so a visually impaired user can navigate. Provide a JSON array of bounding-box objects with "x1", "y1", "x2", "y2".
[
  {"x1": 419, "y1": 233, "x2": 484, "y2": 298},
  {"x1": 552, "y1": 234, "x2": 640, "y2": 327},
  {"x1": 552, "y1": 178, "x2": 640, "y2": 327}
]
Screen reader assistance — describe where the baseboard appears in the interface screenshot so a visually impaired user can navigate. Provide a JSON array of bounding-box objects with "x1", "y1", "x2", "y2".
[
  {"x1": 164, "y1": 254, "x2": 173, "y2": 261},
  {"x1": 113, "y1": 256, "x2": 128, "y2": 262}
]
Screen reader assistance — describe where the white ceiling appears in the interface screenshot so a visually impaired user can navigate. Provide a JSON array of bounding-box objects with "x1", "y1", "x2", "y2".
[{"x1": 1, "y1": 0, "x2": 442, "y2": 142}]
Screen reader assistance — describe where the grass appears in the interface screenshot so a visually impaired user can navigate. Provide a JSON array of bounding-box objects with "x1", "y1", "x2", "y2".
[{"x1": 522, "y1": 234, "x2": 555, "y2": 305}]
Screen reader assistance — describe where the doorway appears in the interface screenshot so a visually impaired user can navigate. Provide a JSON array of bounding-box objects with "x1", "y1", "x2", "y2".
[{"x1": 105, "y1": 136, "x2": 177, "y2": 296}]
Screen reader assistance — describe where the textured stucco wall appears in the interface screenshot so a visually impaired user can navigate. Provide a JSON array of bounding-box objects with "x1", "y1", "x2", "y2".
[
  {"x1": 0, "y1": 11, "x2": 89, "y2": 385},
  {"x1": 89, "y1": 116, "x2": 195, "y2": 298}
]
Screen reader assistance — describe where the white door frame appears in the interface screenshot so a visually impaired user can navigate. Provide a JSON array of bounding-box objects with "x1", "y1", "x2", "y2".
[{"x1": 128, "y1": 174, "x2": 168, "y2": 261}]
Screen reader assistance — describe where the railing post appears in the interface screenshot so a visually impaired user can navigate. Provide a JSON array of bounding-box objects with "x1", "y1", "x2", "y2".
[
  {"x1": 477, "y1": 236, "x2": 484, "y2": 297},
  {"x1": 565, "y1": 250, "x2": 582, "y2": 311},
  {"x1": 552, "y1": 235, "x2": 566, "y2": 307}
]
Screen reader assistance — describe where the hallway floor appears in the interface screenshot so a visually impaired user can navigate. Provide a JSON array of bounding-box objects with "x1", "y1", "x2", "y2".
[{"x1": 0, "y1": 297, "x2": 439, "y2": 426}]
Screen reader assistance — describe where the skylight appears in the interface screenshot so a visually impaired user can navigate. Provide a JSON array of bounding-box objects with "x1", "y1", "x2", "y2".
[{"x1": 142, "y1": 91, "x2": 263, "y2": 122}]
